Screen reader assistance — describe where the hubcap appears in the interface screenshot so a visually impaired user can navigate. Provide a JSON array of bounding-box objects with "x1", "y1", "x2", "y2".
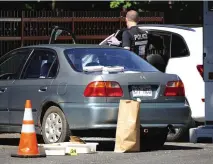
[{"x1": 45, "y1": 113, "x2": 62, "y2": 143}]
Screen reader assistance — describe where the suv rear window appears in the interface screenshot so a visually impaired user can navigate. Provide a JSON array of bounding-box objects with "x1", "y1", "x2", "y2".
[{"x1": 64, "y1": 48, "x2": 158, "y2": 72}]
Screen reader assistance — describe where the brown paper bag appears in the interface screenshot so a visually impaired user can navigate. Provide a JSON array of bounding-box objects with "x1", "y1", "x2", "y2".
[{"x1": 114, "y1": 99, "x2": 140, "y2": 153}]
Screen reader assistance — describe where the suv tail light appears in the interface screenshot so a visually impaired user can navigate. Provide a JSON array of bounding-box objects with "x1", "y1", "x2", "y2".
[
  {"x1": 164, "y1": 80, "x2": 185, "y2": 96},
  {"x1": 84, "y1": 81, "x2": 123, "y2": 97},
  {"x1": 197, "y1": 65, "x2": 203, "y2": 79}
]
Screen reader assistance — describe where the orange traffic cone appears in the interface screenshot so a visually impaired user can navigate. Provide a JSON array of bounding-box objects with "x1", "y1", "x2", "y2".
[{"x1": 11, "y1": 100, "x2": 46, "y2": 158}]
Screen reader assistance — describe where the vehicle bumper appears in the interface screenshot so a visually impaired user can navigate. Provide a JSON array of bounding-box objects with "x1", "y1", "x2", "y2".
[{"x1": 59, "y1": 102, "x2": 191, "y2": 130}]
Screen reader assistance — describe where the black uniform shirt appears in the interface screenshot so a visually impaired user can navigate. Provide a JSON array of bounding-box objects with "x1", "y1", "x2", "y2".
[{"x1": 122, "y1": 26, "x2": 149, "y2": 58}]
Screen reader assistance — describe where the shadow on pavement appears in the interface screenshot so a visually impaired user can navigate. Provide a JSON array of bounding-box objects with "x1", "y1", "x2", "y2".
[
  {"x1": 162, "y1": 144, "x2": 203, "y2": 151},
  {"x1": 0, "y1": 135, "x2": 44, "y2": 146},
  {"x1": 81, "y1": 140, "x2": 203, "y2": 152},
  {"x1": 0, "y1": 129, "x2": 203, "y2": 153},
  {"x1": 0, "y1": 138, "x2": 19, "y2": 146},
  {"x1": 0, "y1": 138, "x2": 203, "y2": 152},
  {"x1": 73, "y1": 130, "x2": 203, "y2": 152},
  {"x1": 73, "y1": 129, "x2": 116, "y2": 138}
]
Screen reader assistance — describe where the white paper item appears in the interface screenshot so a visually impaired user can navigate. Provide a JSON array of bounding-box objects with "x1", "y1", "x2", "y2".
[
  {"x1": 83, "y1": 66, "x2": 104, "y2": 72},
  {"x1": 102, "y1": 66, "x2": 124, "y2": 73}
]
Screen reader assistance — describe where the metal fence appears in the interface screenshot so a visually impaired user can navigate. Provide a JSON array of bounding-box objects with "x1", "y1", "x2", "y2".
[{"x1": 0, "y1": 10, "x2": 164, "y2": 56}]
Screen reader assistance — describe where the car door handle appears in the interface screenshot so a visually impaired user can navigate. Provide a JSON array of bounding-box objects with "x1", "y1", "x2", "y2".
[
  {"x1": 0, "y1": 88, "x2": 7, "y2": 93},
  {"x1": 38, "y1": 87, "x2": 47, "y2": 92}
]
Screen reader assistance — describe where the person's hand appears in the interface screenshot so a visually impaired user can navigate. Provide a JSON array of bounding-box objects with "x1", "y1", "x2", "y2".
[{"x1": 107, "y1": 36, "x2": 121, "y2": 46}]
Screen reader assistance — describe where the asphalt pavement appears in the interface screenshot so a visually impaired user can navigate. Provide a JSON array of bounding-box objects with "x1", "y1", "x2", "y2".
[{"x1": 0, "y1": 133, "x2": 213, "y2": 164}]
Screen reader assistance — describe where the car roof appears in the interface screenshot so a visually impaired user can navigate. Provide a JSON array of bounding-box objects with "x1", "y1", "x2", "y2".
[
  {"x1": 137, "y1": 24, "x2": 199, "y2": 32},
  {"x1": 136, "y1": 24, "x2": 203, "y2": 38},
  {"x1": 23, "y1": 44, "x2": 120, "y2": 50}
]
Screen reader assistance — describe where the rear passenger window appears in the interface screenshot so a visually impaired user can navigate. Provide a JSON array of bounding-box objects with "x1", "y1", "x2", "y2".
[
  {"x1": 0, "y1": 49, "x2": 31, "y2": 80},
  {"x1": 171, "y1": 34, "x2": 190, "y2": 58},
  {"x1": 21, "y1": 49, "x2": 59, "y2": 79}
]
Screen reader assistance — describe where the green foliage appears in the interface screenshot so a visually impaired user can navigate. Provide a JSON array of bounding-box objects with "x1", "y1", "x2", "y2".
[
  {"x1": 25, "y1": 4, "x2": 34, "y2": 11},
  {"x1": 110, "y1": 0, "x2": 139, "y2": 9}
]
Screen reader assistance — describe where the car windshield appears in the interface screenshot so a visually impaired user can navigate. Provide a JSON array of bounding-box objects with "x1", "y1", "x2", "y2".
[{"x1": 64, "y1": 48, "x2": 158, "y2": 73}]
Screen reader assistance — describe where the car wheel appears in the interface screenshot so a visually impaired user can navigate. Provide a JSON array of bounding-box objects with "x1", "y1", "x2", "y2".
[
  {"x1": 41, "y1": 106, "x2": 71, "y2": 144},
  {"x1": 140, "y1": 128, "x2": 168, "y2": 151}
]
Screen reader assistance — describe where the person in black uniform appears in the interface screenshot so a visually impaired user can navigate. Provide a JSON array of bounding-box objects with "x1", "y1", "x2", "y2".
[
  {"x1": 122, "y1": 10, "x2": 149, "y2": 59},
  {"x1": 122, "y1": 10, "x2": 166, "y2": 72}
]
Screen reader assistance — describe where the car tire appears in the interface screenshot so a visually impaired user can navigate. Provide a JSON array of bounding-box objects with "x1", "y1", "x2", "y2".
[
  {"x1": 36, "y1": 134, "x2": 44, "y2": 143},
  {"x1": 41, "y1": 106, "x2": 71, "y2": 144},
  {"x1": 140, "y1": 128, "x2": 168, "y2": 151}
]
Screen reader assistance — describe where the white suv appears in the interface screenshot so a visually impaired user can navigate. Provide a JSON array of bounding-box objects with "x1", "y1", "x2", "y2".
[{"x1": 100, "y1": 25, "x2": 204, "y2": 141}]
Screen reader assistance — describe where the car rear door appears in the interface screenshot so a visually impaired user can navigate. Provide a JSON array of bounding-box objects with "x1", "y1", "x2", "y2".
[
  {"x1": 0, "y1": 48, "x2": 32, "y2": 129},
  {"x1": 9, "y1": 48, "x2": 59, "y2": 131}
]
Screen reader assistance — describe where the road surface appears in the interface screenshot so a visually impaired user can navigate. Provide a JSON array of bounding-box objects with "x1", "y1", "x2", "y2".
[{"x1": 0, "y1": 134, "x2": 212, "y2": 164}]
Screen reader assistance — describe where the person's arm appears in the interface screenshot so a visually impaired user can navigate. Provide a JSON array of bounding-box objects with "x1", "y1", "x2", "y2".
[{"x1": 122, "y1": 31, "x2": 131, "y2": 50}]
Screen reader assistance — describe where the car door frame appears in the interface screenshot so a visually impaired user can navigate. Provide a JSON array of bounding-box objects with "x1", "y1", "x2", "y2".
[
  {"x1": 0, "y1": 48, "x2": 33, "y2": 131},
  {"x1": 9, "y1": 47, "x2": 60, "y2": 133}
]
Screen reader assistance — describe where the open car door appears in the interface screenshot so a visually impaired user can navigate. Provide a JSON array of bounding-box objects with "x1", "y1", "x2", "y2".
[{"x1": 49, "y1": 26, "x2": 77, "y2": 44}]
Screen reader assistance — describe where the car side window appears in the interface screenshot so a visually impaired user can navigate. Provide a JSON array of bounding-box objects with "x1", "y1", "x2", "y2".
[
  {"x1": 21, "y1": 49, "x2": 59, "y2": 79},
  {"x1": 147, "y1": 32, "x2": 171, "y2": 55},
  {"x1": 171, "y1": 34, "x2": 190, "y2": 58},
  {"x1": 0, "y1": 49, "x2": 31, "y2": 80}
]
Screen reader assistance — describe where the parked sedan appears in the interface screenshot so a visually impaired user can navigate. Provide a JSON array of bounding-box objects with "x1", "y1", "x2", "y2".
[{"x1": 0, "y1": 44, "x2": 191, "y2": 149}]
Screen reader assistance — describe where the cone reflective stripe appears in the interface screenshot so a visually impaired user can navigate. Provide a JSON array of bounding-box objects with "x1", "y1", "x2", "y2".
[{"x1": 11, "y1": 100, "x2": 46, "y2": 158}]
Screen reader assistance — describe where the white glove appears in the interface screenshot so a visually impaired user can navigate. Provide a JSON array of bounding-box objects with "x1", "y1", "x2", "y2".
[{"x1": 107, "y1": 36, "x2": 121, "y2": 46}]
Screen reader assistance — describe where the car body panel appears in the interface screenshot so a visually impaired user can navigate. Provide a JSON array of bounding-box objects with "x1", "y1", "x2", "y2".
[
  {"x1": 101, "y1": 72, "x2": 184, "y2": 103},
  {"x1": 60, "y1": 102, "x2": 191, "y2": 129},
  {"x1": 9, "y1": 79, "x2": 54, "y2": 126},
  {"x1": 0, "y1": 80, "x2": 12, "y2": 126}
]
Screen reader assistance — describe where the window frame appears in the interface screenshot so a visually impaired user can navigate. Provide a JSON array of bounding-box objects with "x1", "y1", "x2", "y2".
[
  {"x1": 170, "y1": 33, "x2": 190, "y2": 58},
  {"x1": 19, "y1": 48, "x2": 60, "y2": 80},
  {"x1": 145, "y1": 30, "x2": 172, "y2": 57},
  {"x1": 144, "y1": 29, "x2": 190, "y2": 58},
  {"x1": 0, "y1": 48, "x2": 33, "y2": 81}
]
